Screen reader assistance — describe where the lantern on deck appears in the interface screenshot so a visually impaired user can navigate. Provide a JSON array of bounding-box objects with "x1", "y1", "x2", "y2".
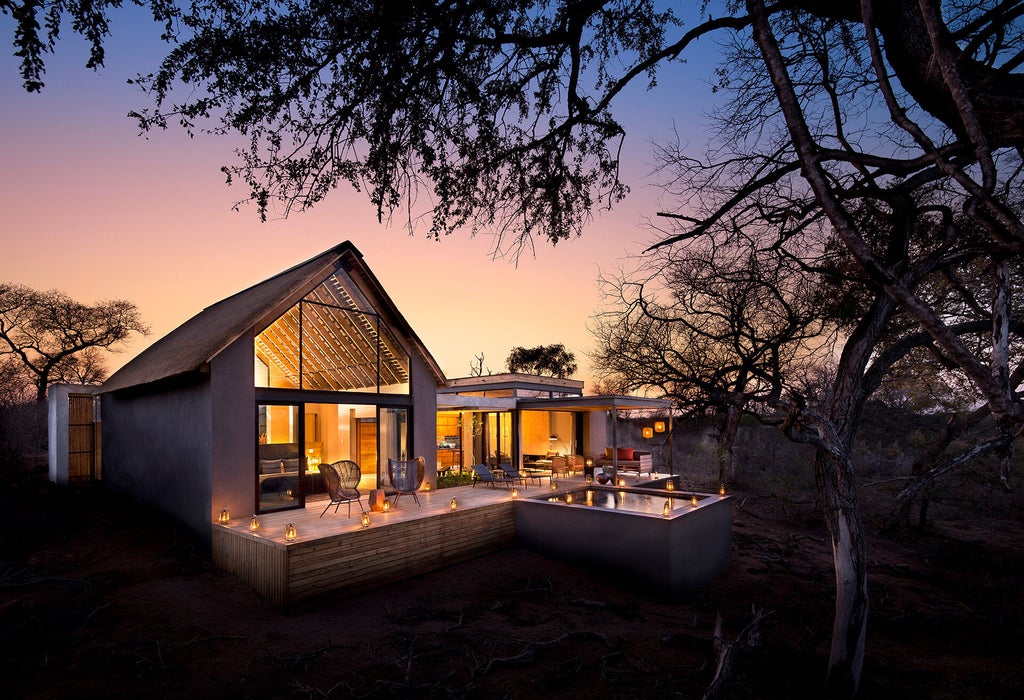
[
  {"x1": 218, "y1": 508, "x2": 230, "y2": 524},
  {"x1": 663, "y1": 500, "x2": 671, "y2": 517},
  {"x1": 382, "y1": 500, "x2": 391, "y2": 513},
  {"x1": 511, "y1": 487, "x2": 519, "y2": 500},
  {"x1": 360, "y1": 511, "x2": 371, "y2": 528},
  {"x1": 249, "y1": 514, "x2": 260, "y2": 532},
  {"x1": 719, "y1": 484, "x2": 727, "y2": 496},
  {"x1": 450, "y1": 497, "x2": 458, "y2": 511},
  {"x1": 691, "y1": 494, "x2": 699, "y2": 508},
  {"x1": 284, "y1": 523, "x2": 297, "y2": 541}
]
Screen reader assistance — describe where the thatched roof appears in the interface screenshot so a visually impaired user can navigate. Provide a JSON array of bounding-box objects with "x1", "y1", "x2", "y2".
[{"x1": 102, "y1": 241, "x2": 445, "y2": 393}]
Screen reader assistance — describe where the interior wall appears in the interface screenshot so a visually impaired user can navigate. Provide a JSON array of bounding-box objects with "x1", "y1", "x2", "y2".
[{"x1": 521, "y1": 411, "x2": 550, "y2": 455}]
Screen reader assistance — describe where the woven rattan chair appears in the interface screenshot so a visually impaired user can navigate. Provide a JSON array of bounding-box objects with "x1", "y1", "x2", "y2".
[
  {"x1": 387, "y1": 456, "x2": 425, "y2": 507},
  {"x1": 318, "y1": 461, "x2": 363, "y2": 518}
]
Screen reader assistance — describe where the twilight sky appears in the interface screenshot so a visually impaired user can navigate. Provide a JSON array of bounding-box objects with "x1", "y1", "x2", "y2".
[{"x1": 0, "y1": 7, "x2": 722, "y2": 387}]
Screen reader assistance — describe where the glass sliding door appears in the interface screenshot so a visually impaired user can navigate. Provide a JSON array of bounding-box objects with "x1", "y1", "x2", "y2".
[
  {"x1": 256, "y1": 403, "x2": 304, "y2": 512},
  {"x1": 379, "y1": 407, "x2": 408, "y2": 486}
]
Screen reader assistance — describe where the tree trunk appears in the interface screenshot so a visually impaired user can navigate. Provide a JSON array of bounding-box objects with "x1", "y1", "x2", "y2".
[
  {"x1": 716, "y1": 401, "x2": 743, "y2": 486},
  {"x1": 815, "y1": 451, "x2": 868, "y2": 698}
]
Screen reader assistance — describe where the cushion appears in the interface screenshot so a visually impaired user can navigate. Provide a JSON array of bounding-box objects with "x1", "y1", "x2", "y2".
[
  {"x1": 616, "y1": 447, "x2": 635, "y2": 461},
  {"x1": 260, "y1": 459, "x2": 282, "y2": 475},
  {"x1": 281, "y1": 458, "x2": 300, "y2": 472},
  {"x1": 604, "y1": 447, "x2": 613, "y2": 459}
]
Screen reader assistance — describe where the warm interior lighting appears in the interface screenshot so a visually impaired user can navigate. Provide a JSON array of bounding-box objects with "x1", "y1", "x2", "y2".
[
  {"x1": 360, "y1": 511, "x2": 371, "y2": 528},
  {"x1": 450, "y1": 497, "x2": 458, "y2": 511},
  {"x1": 654, "y1": 420, "x2": 666, "y2": 433},
  {"x1": 585, "y1": 457, "x2": 593, "y2": 467},
  {"x1": 249, "y1": 514, "x2": 260, "y2": 532},
  {"x1": 285, "y1": 523, "x2": 297, "y2": 541},
  {"x1": 511, "y1": 487, "x2": 518, "y2": 499},
  {"x1": 691, "y1": 494, "x2": 699, "y2": 507},
  {"x1": 663, "y1": 500, "x2": 671, "y2": 517},
  {"x1": 218, "y1": 508, "x2": 230, "y2": 524},
  {"x1": 642, "y1": 426, "x2": 654, "y2": 439}
]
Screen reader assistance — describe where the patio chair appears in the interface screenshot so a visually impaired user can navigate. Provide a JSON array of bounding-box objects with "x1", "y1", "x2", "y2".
[
  {"x1": 498, "y1": 463, "x2": 528, "y2": 489},
  {"x1": 318, "y1": 461, "x2": 363, "y2": 518},
  {"x1": 470, "y1": 463, "x2": 512, "y2": 488},
  {"x1": 387, "y1": 456, "x2": 425, "y2": 507},
  {"x1": 550, "y1": 455, "x2": 570, "y2": 478}
]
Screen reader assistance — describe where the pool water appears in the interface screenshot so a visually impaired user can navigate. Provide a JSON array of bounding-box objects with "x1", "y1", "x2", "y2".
[{"x1": 546, "y1": 488, "x2": 705, "y2": 514}]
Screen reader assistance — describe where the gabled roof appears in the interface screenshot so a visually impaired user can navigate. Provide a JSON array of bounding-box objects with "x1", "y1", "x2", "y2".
[{"x1": 102, "y1": 241, "x2": 445, "y2": 393}]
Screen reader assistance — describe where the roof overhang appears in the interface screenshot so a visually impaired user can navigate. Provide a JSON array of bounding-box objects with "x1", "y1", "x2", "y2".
[
  {"x1": 516, "y1": 395, "x2": 672, "y2": 412},
  {"x1": 436, "y1": 395, "x2": 519, "y2": 411}
]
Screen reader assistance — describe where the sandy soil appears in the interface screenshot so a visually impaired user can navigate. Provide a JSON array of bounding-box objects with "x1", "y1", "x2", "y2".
[{"x1": 2, "y1": 460, "x2": 1022, "y2": 699}]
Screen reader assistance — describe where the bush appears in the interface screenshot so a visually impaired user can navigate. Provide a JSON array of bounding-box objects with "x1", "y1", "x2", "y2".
[{"x1": 437, "y1": 473, "x2": 473, "y2": 489}]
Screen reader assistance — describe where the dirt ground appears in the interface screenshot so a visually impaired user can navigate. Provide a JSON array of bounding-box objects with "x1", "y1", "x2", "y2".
[{"x1": 2, "y1": 459, "x2": 1022, "y2": 699}]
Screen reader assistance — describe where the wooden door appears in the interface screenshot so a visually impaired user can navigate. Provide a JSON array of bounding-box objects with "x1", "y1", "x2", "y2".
[{"x1": 68, "y1": 394, "x2": 96, "y2": 481}]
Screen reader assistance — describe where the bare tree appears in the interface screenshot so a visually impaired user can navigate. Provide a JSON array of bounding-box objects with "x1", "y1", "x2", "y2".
[
  {"x1": 0, "y1": 284, "x2": 148, "y2": 403},
  {"x1": 591, "y1": 234, "x2": 830, "y2": 485},
  {"x1": 469, "y1": 351, "x2": 489, "y2": 377}
]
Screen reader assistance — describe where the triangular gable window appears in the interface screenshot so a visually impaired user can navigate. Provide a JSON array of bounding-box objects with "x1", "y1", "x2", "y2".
[{"x1": 254, "y1": 273, "x2": 410, "y2": 393}]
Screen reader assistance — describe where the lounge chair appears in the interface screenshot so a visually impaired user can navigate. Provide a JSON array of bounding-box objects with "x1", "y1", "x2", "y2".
[
  {"x1": 387, "y1": 456, "x2": 426, "y2": 507},
  {"x1": 318, "y1": 461, "x2": 363, "y2": 518},
  {"x1": 470, "y1": 463, "x2": 511, "y2": 488},
  {"x1": 498, "y1": 463, "x2": 528, "y2": 489}
]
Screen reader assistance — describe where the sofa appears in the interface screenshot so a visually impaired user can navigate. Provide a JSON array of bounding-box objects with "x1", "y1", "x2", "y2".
[{"x1": 595, "y1": 447, "x2": 653, "y2": 475}]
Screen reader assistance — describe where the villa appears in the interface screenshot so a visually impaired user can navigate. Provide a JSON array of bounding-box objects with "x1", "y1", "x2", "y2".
[{"x1": 48, "y1": 242, "x2": 730, "y2": 607}]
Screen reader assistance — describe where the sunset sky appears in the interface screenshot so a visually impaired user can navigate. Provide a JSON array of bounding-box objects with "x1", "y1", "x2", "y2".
[{"x1": 1, "y1": 7, "x2": 719, "y2": 387}]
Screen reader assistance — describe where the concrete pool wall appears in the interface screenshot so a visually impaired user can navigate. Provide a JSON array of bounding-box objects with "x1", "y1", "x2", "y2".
[{"x1": 514, "y1": 486, "x2": 732, "y2": 594}]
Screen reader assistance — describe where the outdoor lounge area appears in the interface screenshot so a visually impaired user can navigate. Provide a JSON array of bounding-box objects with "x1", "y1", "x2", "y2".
[{"x1": 212, "y1": 471, "x2": 731, "y2": 608}]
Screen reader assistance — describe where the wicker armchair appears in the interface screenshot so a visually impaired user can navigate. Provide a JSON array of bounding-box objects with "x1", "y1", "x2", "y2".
[
  {"x1": 318, "y1": 461, "x2": 363, "y2": 518},
  {"x1": 387, "y1": 456, "x2": 426, "y2": 507}
]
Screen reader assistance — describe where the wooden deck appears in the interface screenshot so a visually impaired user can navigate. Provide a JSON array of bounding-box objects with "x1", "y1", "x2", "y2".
[{"x1": 212, "y1": 481, "x2": 556, "y2": 608}]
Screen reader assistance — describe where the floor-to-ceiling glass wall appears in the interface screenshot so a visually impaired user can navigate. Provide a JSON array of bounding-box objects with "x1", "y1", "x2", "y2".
[
  {"x1": 257, "y1": 403, "x2": 302, "y2": 512},
  {"x1": 253, "y1": 270, "x2": 413, "y2": 512}
]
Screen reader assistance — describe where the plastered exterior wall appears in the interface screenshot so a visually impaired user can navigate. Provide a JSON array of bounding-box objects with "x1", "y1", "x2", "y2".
[
  {"x1": 47, "y1": 383, "x2": 96, "y2": 486},
  {"x1": 210, "y1": 333, "x2": 257, "y2": 528},
  {"x1": 409, "y1": 351, "x2": 440, "y2": 489},
  {"x1": 101, "y1": 375, "x2": 212, "y2": 543}
]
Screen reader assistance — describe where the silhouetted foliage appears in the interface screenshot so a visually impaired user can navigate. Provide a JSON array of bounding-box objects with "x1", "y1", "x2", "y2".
[{"x1": 506, "y1": 344, "x2": 577, "y2": 378}]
